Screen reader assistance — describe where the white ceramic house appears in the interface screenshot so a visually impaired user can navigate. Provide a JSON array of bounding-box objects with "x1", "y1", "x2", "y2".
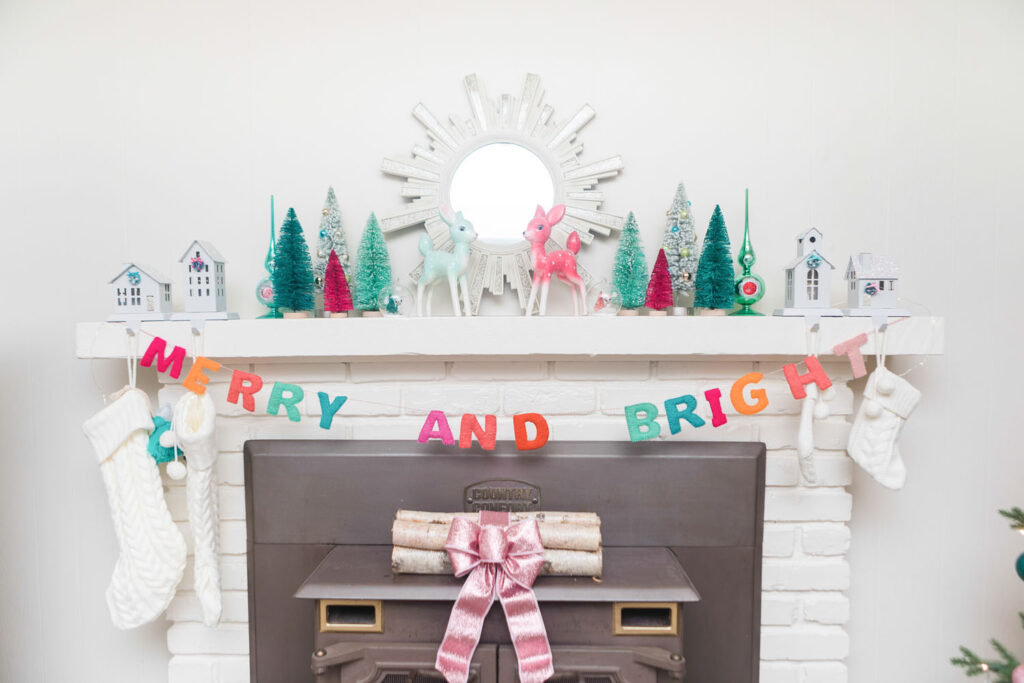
[
  {"x1": 172, "y1": 240, "x2": 237, "y2": 321},
  {"x1": 774, "y1": 228, "x2": 841, "y2": 316},
  {"x1": 843, "y1": 252, "x2": 909, "y2": 316},
  {"x1": 108, "y1": 263, "x2": 172, "y2": 321}
]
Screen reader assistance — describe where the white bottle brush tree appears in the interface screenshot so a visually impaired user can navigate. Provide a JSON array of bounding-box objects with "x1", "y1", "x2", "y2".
[
  {"x1": 314, "y1": 186, "x2": 350, "y2": 289},
  {"x1": 661, "y1": 182, "x2": 699, "y2": 307}
]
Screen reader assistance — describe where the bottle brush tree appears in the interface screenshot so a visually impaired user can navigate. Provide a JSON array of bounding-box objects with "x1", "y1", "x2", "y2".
[
  {"x1": 323, "y1": 249, "x2": 353, "y2": 315},
  {"x1": 645, "y1": 249, "x2": 674, "y2": 311},
  {"x1": 694, "y1": 205, "x2": 736, "y2": 310},
  {"x1": 272, "y1": 207, "x2": 315, "y2": 313},
  {"x1": 353, "y1": 212, "x2": 393, "y2": 311},
  {"x1": 612, "y1": 211, "x2": 648, "y2": 309},
  {"x1": 314, "y1": 186, "x2": 349, "y2": 289},
  {"x1": 662, "y1": 182, "x2": 699, "y2": 302}
]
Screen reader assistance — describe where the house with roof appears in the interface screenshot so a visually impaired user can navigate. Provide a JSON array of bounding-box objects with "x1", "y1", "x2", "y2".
[
  {"x1": 178, "y1": 240, "x2": 227, "y2": 314},
  {"x1": 843, "y1": 252, "x2": 908, "y2": 316},
  {"x1": 108, "y1": 263, "x2": 172, "y2": 321},
  {"x1": 774, "y1": 228, "x2": 841, "y2": 316}
]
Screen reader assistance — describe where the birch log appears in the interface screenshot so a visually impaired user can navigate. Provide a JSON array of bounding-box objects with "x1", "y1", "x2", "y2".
[
  {"x1": 392, "y1": 519, "x2": 601, "y2": 552},
  {"x1": 391, "y1": 546, "x2": 603, "y2": 577},
  {"x1": 396, "y1": 510, "x2": 600, "y2": 526}
]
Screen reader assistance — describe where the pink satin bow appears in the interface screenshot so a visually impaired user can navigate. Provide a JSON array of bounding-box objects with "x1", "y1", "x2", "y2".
[{"x1": 435, "y1": 510, "x2": 554, "y2": 683}]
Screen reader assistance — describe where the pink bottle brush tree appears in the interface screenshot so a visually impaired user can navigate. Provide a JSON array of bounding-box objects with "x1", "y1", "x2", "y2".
[
  {"x1": 323, "y1": 250, "x2": 354, "y2": 317},
  {"x1": 645, "y1": 249, "x2": 674, "y2": 314}
]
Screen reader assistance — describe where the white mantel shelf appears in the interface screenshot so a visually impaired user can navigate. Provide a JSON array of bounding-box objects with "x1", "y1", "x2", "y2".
[{"x1": 76, "y1": 316, "x2": 944, "y2": 361}]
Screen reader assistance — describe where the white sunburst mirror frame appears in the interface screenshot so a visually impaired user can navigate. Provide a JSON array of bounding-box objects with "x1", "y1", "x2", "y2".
[{"x1": 380, "y1": 73, "x2": 625, "y2": 314}]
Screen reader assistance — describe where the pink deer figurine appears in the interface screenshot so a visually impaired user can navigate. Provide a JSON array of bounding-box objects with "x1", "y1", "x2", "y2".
[{"x1": 523, "y1": 204, "x2": 587, "y2": 316}]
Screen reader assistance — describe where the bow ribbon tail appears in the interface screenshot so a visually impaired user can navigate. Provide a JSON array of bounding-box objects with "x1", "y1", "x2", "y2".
[
  {"x1": 435, "y1": 565, "x2": 496, "y2": 683},
  {"x1": 497, "y1": 573, "x2": 555, "y2": 683}
]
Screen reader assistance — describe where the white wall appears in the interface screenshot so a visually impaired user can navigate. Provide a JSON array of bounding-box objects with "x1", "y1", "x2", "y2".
[{"x1": 1, "y1": 0, "x2": 1022, "y2": 680}]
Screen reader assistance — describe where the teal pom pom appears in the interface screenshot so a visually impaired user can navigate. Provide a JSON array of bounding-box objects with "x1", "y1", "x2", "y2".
[
  {"x1": 147, "y1": 416, "x2": 175, "y2": 463},
  {"x1": 1016, "y1": 552, "x2": 1024, "y2": 581}
]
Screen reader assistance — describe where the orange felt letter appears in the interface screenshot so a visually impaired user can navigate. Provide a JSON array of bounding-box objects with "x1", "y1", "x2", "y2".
[
  {"x1": 182, "y1": 356, "x2": 221, "y2": 395},
  {"x1": 782, "y1": 355, "x2": 833, "y2": 400},
  {"x1": 459, "y1": 414, "x2": 497, "y2": 450},
  {"x1": 513, "y1": 413, "x2": 549, "y2": 451},
  {"x1": 731, "y1": 372, "x2": 770, "y2": 415},
  {"x1": 227, "y1": 369, "x2": 264, "y2": 413}
]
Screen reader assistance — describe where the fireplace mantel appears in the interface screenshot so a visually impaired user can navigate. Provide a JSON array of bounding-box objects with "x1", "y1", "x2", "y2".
[{"x1": 76, "y1": 316, "x2": 943, "y2": 361}]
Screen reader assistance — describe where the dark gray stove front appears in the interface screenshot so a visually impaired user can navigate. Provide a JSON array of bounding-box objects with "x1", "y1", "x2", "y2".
[{"x1": 244, "y1": 440, "x2": 765, "y2": 683}]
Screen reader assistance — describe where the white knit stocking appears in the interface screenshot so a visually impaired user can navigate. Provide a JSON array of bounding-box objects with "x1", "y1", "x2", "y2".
[
  {"x1": 847, "y1": 365, "x2": 921, "y2": 490},
  {"x1": 82, "y1": 388, "x2": 187, "y2": 629},
  {"x1": 173, "y1": 392, "x2": 222, "y2": 627}
]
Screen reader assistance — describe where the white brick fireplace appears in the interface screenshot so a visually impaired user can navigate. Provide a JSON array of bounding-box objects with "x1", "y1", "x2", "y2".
[{"x1": 76, "y1": 316, "x2": 944, "y2": 683}]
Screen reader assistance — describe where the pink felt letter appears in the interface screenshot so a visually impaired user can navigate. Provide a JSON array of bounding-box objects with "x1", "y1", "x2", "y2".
[
  {"x1": 459, "y1": 414, "x2": 497, "y2": 450},
  {"x1": 833, "y1": 333, "x2": 869, "y2": 379},
  {"x1": 227, "y1": 370, "x2": 264, "y2": 413},
  {"x1": 783, "y1": 355, "x2": 833, "y2": 400},
  {"x1": 703, "y1": 388, "x2": 729, "y2": 427},
  {"x1": 418, "y1": 410, "x2": 454, "y2": 445},
  {"x1": 140, "y1": 336, "x2": 187, "y2": 379}
]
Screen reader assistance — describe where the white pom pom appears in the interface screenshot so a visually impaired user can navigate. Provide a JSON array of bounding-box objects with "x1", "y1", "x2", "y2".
[
  {"x1": 166, "y1": 460, "x2": 187, "y2": 480},
  {"x1": 814, "y1": 401, "x2": 831, "y2": 420},
  {"x1": 822, "y1": 386, "x2": 837, "y2": 401},
  {"x1": 877, "y1": 375, "x2": 897, "y2": 396},
  {"x1": 158, "y1": 431, "x2": 176, "y2": 448},
  {"x1": 865, "y1": 400, "x2": 882, "y2": 419}
]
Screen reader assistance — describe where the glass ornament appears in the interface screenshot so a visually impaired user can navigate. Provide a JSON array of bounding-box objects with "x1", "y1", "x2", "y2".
[
  {"x1": 378, "y1": 280, "x2": 414, "y2": 317},
  {"x1": 586, "y1": 279, "x2": 622, "y2": 316},
  {"x1": 255, "y1": 276, "x2": 275, "y2": 307}
]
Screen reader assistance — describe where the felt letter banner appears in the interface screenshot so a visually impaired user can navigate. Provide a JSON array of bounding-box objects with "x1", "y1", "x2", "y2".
[
  {"x1": 626, "y1": 403, "x2": 662, "y2": 441},
  {"x1": 317, "y1": 392, "x2": 348, "y2": 430},
  {"x1": 267, "y1": 382, "x2": 304, "y2": 422},
  {"x1": 703, "y1": 388, "x2": 728, "y2": 428},
  {"x1": 513, "y1": 413, "x2": 549, "y2": 451},
  {"x1": 459, "y1": 414, "x2": 497, "y2": 450},
  {"x1": 834, "y1": 333, "x2": 869, "y2": 379},
  {"x1": 664, "y1": 395, "x2": 705, "y2": 434},
  {"x1": 140, "y1": 336, "x2": 187, "y2": 379},
  {"x1": 783, "y1": 355, "x2": 833, "y2": 400},
  {"x1": 731, "y1": 372, "x2": 769, "y2": 415},
  {"x1": 227, "y1": 369, "x2": 263, "y2": 413},
  {"x1": 183, "y1": 356, "x2": 221, "y2": 395},
  {"x1": 419, "y1": 410, "x2": 455, "y2": 444}
]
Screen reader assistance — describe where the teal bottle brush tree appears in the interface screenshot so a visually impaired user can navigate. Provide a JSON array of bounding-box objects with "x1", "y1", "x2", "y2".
[
  {"x1": 255, "y1": 196, "x2": 283, "y2": 318},
  {"x1": 694, "y1": 205, "x2": 736, "y2": 314},
  {"x1": 611, "y1": 211, "x2": 648, "y2": 314},
  {"x1": 272, "y1": 208, "x2": 316, "y2": 317},
  {"x1": 731, "y1": 189, "x2": 765, "y2": 316},
  {"x1": 353, "y1": 212, "x2": 393, "y2": 315}
]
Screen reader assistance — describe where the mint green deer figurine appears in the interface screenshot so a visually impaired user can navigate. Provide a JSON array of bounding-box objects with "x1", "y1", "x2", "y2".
[{"x1": 416, "y1": 207, "x2": 477, "y2": 316}]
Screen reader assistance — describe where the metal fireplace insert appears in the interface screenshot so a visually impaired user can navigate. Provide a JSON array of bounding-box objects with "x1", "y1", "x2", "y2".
[{"x1": 244, "y1": 440, "x2": 765, "y2": 682}]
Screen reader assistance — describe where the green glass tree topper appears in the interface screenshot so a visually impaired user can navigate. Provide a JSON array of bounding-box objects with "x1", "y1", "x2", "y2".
[{"x1": 731, "y1": 189, "x2": 765, "y2": 316}]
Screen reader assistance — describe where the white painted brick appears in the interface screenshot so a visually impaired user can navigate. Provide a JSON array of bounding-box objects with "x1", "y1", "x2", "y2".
[
  {"x1": 805, "y1": 455, "x2": 853, "y2": 487},
  {"x1": 803, "y1": 662, "x2": 848, "y2": 683},
  {"x1": 350, "y1": 361, "x2": 445, "y2": 383},
  {"x1": 167, "y1": 622, "x2": 249, "y2": 655},
  {"x1": 554, "y1": 361, "x2": 650, "y2": 380},
  {"x1": 764, "y1": 489, "x2": 852, "y2": 522},
  {"x1": 215, "y1": 416, "x2": 332, "y2": 451},
  {"x1": 758, "y1": 417, "x2": 851, "y2": 450},
  {"x1": 217, "y1": 451, "x2": 244, "y2": 485},
  {"x1": 541, "y1": 417, "x2": 638, "y2": 442},
  {"x1": 762, "y1": 559, "x2": 850, "y2": 591},
  {"x1": 599, "y1": 382, "x2": 701, "y2": 415},
  {"x1": 404, "y1": 384, "x2": 501, "y2": 416},
  {"x1": 180, "y1": 555, "x2": 248, "y2": 592},
  {"x1": 657, "y1": 361, "x2": 754, "y2": 379},
  {"x1": 216, "y1": 656, "x2": 252, "y2": 683},
  {"x1": 347, "y1": 418, "x2": 434, "y2": 441},
  {"x1": 168, "y1": 655, "x2": 214, "y2": 683},
  {"x1": 167, "y1": 590, "x2": 250, "y2": 623},
  {"x1": 760, "y1": 626, "x2": 849, "y2": 660},
  {"x1": 252, "y1": 361, "x2": 347, "y2": 382},
  {"x1": 451, "y1": 361, "x2": 547, "y2": 380},
  {"x1": 766, "y1": 453, "x2": 800, "y2": 486},
  {"x1": 208, "y1": 382, "x2": 271, "y2": 417},
  {"x1": 659, "y1": 421, "x2": 757, "y2": 442},
  {"x1": 803, "y1": 595, "x2": 851, "y2": 624},
  {"x1": 759, "y1": 662, "x2": 802, "y2": 683},
  {"x1": 763, "y1": 525, "x2": 796, "y2": 557},
  {"x1": 503, "y1": 384, "x2": 596, "y2": 415},
  {"x1": 801, "y1": 525, "x2": 851, "y2": 556},
  {"x1": 302, "y1": 383, "x2": 401, "y2": 417},
  {"x1": 761, "y1": 595, "x2": 799, "y2": 625}
]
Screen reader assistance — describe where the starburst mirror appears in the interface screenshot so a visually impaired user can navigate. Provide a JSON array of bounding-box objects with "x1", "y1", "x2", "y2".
[{"x1": 380, "y1": 74, "x2": 625, "y2": 313}]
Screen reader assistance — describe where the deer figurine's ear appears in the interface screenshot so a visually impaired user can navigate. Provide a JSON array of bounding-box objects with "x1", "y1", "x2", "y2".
[
  {"x1": 546, "y1": 204, "x2": 566, "y2": 226},
  {"x1": 439, "y1": 204, "x2": 455, "y2": 226},
  {"x1": 534, "y1": 205, "x2": 546, "y2": 220}
]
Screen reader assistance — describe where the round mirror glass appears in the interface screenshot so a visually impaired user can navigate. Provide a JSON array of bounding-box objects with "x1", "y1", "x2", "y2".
[{"x1": 449, "y1": 142, "x2": 554, "y2": 244}]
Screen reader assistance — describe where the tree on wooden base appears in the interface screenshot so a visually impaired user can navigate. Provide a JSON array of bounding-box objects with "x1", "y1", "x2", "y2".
[
  {"x1": 612, "y1": 211, "x2": 648, "y2": 311},
  {"x1": 353, "y1": 213, "x2": 393, "y2": 312},
  {"x1": 272, "y1": 208, "x2": 315, "y2": 314},
  {"x1": 323, "y1": 250, "x2": 353, "y2": 317},
  {"x1": 645, "y1": 249, "x2": 673, "y2": 313},
  {"x1": 694, "y1": 205, "x2": 735, "y2": 312}
]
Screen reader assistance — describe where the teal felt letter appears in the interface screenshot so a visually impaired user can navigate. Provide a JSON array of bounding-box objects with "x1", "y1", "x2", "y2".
[
  {"x1": 664, "y1": 394, "x2": 706, "y2": 434},
  {"x1": 267, "y1": 382, "x2": 304, "y2": 422},
  {"x1": 625, "y1": 403, "x2": 661, "y2": 441},
  {"x1": 317, "y1": 392, "x2": 347, "y2": 430}
]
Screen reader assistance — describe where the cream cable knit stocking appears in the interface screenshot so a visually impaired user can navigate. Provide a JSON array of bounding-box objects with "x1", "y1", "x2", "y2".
[
  {"x1": 173, "y1": 392, "x2": 222, "y2": 627},
  {"x1": 847, "y1": 365, "x2": 921, "y2": 490},
  {"x1": 82, "y1": 388, "x2": 187, "y2": 629}
]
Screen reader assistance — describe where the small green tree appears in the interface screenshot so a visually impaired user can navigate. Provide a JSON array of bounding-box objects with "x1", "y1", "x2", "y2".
[
  {"x1": 694, "y1": 205, "x2": 735, "y2": 310},
  {"x1": 272, "y1": 208, "x2": 315, "y2": 312},
  {"x1": 353, "y1": 212, "x2": 393, "y2": 311},
  {"x1": 612, "y1": 211, "x2": 648, "y2": 309}
]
